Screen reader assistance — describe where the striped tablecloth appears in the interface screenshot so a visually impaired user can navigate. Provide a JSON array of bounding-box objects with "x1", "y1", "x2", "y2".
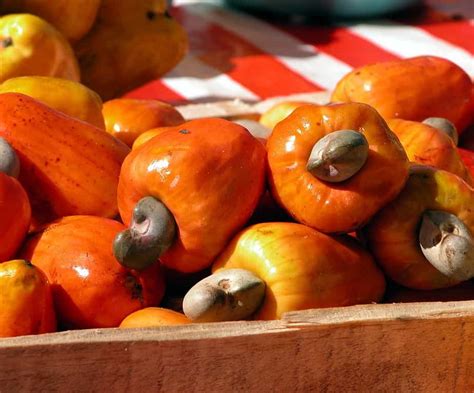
[{"x1": 126, "y1": 0, "x2": 474, "y2": 105}]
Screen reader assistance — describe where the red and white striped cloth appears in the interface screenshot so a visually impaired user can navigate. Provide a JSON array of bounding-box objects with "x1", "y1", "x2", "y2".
[{"x1": 126, "y1": 0, "x2": 474, "y2": 105}]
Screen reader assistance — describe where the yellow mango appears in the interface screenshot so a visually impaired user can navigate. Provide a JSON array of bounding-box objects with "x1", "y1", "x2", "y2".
[
  {"x1": 0, "y1": 76, "x2": 105, "y2": 128},
  {"x1": 0, "y1": 14, "x2": 80, "y2": 83}
]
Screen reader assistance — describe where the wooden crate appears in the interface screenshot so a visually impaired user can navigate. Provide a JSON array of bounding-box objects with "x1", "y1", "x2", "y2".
[
  {"x1": 0, "y1": 301, "x2": 473, "y2": 392},
  {"x1": 1, "y1": 93, "x2": 473, "y2": 392}
]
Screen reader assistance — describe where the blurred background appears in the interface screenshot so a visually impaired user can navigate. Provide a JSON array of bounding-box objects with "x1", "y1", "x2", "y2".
[
  {"x1": 171, "y1": 0, "x2": 473, "y2": 20},
  {"x1": 128, "y1": 0, "x2": 472, "y2": 104}
]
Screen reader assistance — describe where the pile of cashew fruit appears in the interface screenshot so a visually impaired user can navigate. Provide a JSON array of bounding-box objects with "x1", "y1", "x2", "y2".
[{"x1": 0, "y1": 55, "x2": 473, "y2": 338}]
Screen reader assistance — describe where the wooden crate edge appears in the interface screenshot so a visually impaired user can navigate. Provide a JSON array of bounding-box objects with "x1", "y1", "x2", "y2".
[{"x1": 1, "y1": 300, "x2": 473, "y2": 348}]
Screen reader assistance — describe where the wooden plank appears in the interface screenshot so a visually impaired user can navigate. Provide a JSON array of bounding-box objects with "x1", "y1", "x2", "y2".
[
  {"x1": 176, "y1": 91, "x2": 331, "y2": 120},
  {"x1": 1, "y1": 301, "x2": 473, "y2": 392}
]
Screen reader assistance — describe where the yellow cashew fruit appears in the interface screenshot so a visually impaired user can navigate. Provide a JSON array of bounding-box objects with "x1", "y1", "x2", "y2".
[
  {"x1": 0, "y1": 76, "x2": 105, "y2": 128},
  {"x1": 0, "y1": 14, "x2": 80, "y2": 83},
  {"x1": 0, "y1": 0, "x2": 101, "y2": 42}
]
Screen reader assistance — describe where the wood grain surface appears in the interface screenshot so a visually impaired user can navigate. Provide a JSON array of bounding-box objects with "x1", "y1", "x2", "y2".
[{"x1": 1, "y1": 301, "x2": 473, "y2": 393}]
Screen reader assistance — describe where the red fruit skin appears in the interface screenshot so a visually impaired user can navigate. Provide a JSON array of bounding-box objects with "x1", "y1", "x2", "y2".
[
  {"x1": 21, "y1": 216, "x2": 165, "y2": 329},
  {"x1": 118, "y1": 118, "x2": 267, "y2": 273},
  {"x1": 0, "y1": 93, "x2": 130, "y2": 230},
  {"x1": 332, "y1": 56, "x2": 473, "y2": 133},
  {"x1": 0, "y1": 173, "x2": 31, "y2": 262}
]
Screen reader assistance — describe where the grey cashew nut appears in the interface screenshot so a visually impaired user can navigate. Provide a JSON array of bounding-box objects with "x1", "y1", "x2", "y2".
[
  {"x1": 422, "y1": 117, "x2": 458, "y2": 146},
  {"x1": 419, "y1": 210, "x2": 474, "y2": 281},
  {"x1": 307, "y1": 130, "x2": 369, "y2": 183},
  {"x1": 0, "y1": 138, "x2": 20, "y2": 178},
  {"x1": 113, "y1": 196, "x2": 176, "y2": 270},
  {"x1": 183, "y1": 268, "x2": 266, "y2": 322}
]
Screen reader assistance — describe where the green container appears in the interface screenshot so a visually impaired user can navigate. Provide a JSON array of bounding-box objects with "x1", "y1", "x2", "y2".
[{"x1": 225, "y1": 0, "x2": 421, "y2": 18}]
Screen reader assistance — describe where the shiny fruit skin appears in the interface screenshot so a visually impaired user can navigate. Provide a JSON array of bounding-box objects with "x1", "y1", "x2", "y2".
[
  {"x1": 118, "y1": 118, "x2": 266, "y2": 273},
  {"x1": 103, "y1": 98, "x2": 184, "y2": 147},
  {"x1": 267, "y1": 102, "x2": 409, "y2": 233},
  {"x1": 213, "y1": 222, "x2": 386, "y2": 320},
  {"x1": 119, "y1": 307, "x2": 189, "y2": 328},
  {"x1": 0, "y1": 93, "x2": 129, "y2": 230},
  {"x1": 367, "y1": 165, "x2": 474, "y2": 290},
  {"x1": 331, "y1": 56, "x2": 473, "y2": 133},
  {"x1": 0, "y1": 0, "x2": 101, "y2": 42},
  {"x1": 0, "y1": 14, "x2": 80, "y2": 82},
  {"x1": 0, "y1": 76, "x2": 105, "y2": 129},
  {"x1": 0, "y1": 259, "x2": 56, "y2": 337},
  {"x1": 388, "y1": 118, "x2": 473, "y2": 185},
  {"x1": 131, "y1": 126, "x2": 173, "y2": 150},
  {"x1": 21, "y1": 216, "x2": 166, "y2": 329},
  {"x1": 0, "y1": 173, "x2": 31, "y2": 262}
]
